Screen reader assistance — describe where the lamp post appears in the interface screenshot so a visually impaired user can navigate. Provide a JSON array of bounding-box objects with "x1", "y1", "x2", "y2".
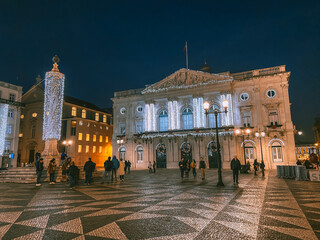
[
  {"x1": 235, "y1": 128, "x2": 251, "y2": 166},
  {"x1": 204, "y1": 99, "x2": 228, "y2": 187},
  {"x1": 62, "y1": 140, "x2": 72, "y2": 156},
  {"x1": 255, "y1": 130, "x2": 265, "y2": 162}
]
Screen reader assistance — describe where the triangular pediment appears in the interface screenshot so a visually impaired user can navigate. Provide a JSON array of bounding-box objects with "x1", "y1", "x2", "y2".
[
  {"x1": 22, "y1": 84, "x2": 44, "y2": 104},
  {"x1": 142, "y1": 68, "x2": 233, "y2": 94}
]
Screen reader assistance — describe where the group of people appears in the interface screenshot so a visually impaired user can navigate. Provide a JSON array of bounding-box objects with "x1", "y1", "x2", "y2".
[
  {"x1": 178, "y1": 157, "x2": 206, "y2": 180},
  {"x1": 101, "y1": 156, "x2": 131, "y2": 184}
]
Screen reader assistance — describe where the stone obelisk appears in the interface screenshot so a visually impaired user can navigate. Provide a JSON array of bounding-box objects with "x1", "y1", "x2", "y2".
[{"x1": 42, "y1": 55, "x2": 65, "y2": 166}]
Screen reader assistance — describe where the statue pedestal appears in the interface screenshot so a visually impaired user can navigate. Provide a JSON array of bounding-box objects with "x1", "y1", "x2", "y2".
[{"x1": 42, "y1": 139, "x2": 60, "y2": 167}]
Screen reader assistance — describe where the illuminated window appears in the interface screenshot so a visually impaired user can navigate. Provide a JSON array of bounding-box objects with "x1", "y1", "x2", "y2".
[
  {"x1": 137, "y1": 146, "x2": 143, "y2": 162},
  {"x1": 99, "y1": 135, "x2": 103, "y2": 142},
  {"x1": 20, "y1": 114, "x2": 24, "y2": 119},
  {"x1": 208, "y1": 105, "x2": 221, "y2": 128},
  {"x1": 269, "y1": 110, "x2": 279, "y2": 125},
  {"x1": 272, "y1": 141, "x2": 283, "y2": 162},
  {"x1": 93, "y1": 135, "x2": 96, "y2": 142},
  {"x1": 71, "y1": 121, "x2": 76, "y2": 136},
  {"x1": 78, "y1": 133, "x2": 83, "y2": 140},
  {"x1": 72, "y1": 107, "x2": 77, "y2": 116},
  {"x1": 93, "y1": 146, "x2": 96, "y2": 153},
  {"x1": 86, "y1": 134, "x2": 90, "y2": 141},
  {"x1": 182, "y1": 108, "x2": 193, "y2": 130},
  {"x1": 105, "y1": 136, "x2": 109, "y2": 143},
  {"x1": 86, "y1": 145, "x2": 89, "y2": 153},
  {"x1": 78, "y1": 145, "x2": 82, "y2": 153},
  {"x1": 103, "y1": 115, "x2": 107, "y2": 123},
  {"x1": 82, "y1": 109, "x2": 86, "y2": 118},
  {"x1": 159, "y1": 110, "x2": 168, "y2": 131},
  {"x1": 95, "y1": 113, "x2": 99, "y2": 121},
  {"x1": 99, "y1": 146, "x2": 102, "y2": 153}
]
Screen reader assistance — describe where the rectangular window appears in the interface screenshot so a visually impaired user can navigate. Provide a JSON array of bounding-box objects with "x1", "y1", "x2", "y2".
[
  {"x1": 86, "y1": 145, "x2": 89, "y2": 153},
  {"x1": 99, "y1": 135, "x2": 103, "y2": 142},
  {"x1": 105, "y1": 136, "x2": 109, "y2": 143},
  {"x1": 136, "y1": 121, "x2": 144, "y2": 134},
  {"x1": 269, "y1": 109, "x2": 279, "y2": 125},
  {"x1": 103, "y1": 115, "x2": 107, "y2": 123},
  {"x1": 72, "y1": 107, "x2": 77, "y2": 116},
  {"x1": 78, "y1": 145, "x2": 82, "y2": 153},
  {"x1": 93, "y1": 146, "x2": 96, "y2": 153},
  {"x1": 31, "y1": 126, "x2": 36, "y2": 138},
  {"x1": 120, "y1": 123, "x2": 126, "y2": 135},
  {"x1": 82, "y1": 109, "x2": 86, "y2": 118},
  {"x1": 4, "y1": 140, "x2": 11, "y2": 152},
  {"x1": 99, "y1": 146, "x2": 102, "y2": 153},
  {"x1": 93, "y1": 135, "x2": 96, "y2": 142},
  {"x1": 86, "y1": 134, "x2": 90, "y2": 141},
  {"x1": 95, "y1": 113, "x2": 99, "y2": 121},
  {"x1": 6, "y1": 124, "x2": 12, "y2": 134},
  {"x1": 8, "y1": 109, "x2": 13, "y2": 118},
  {"x1": 78, "y1": 133, "x2": 83, "y2": 141},
  {"x1": 71, "y1": 121, "x2": 76, "y2": 136},
  {"x1": 9, "y1": 93, "x2": 15, "y2": 102},
  {"x1": 241, "y1": 111, "x2": 251, "y2": 127}
]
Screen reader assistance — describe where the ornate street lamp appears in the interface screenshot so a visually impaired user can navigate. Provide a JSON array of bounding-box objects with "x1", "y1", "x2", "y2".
[
  {"x1": 255, "y1": 130, "x2": 265, "y2": 162},
  {"x1": 204, "y1": 99, "x2": 228, "y2": 187},
  {"x1": 62, "y1": 140, "x2": 72, "y2": 156}
]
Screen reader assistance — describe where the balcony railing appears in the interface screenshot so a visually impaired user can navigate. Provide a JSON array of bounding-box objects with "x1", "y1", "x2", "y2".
[{"x1": 232, "y1": 65, "x2": 286, "y2": 81}]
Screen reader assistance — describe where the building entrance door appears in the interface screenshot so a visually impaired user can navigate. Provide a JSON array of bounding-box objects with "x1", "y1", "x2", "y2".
[
  {"x1": 156, "y1": 143, "x2": 166, "y2": 168},
  {"x1": 29, "y1": 150, "x2": 35, "y2": 164},
  {"x1": 181, "y1": 142, "x2": 192, "y2": 163},
  {"x1": 208, "y1": 141, "x2": 218, "y2": 168}
]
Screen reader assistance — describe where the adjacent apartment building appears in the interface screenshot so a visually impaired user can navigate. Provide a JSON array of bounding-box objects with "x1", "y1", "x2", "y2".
[{"x1": 0, "y1": 81, "x2": 23, "y2": 168}]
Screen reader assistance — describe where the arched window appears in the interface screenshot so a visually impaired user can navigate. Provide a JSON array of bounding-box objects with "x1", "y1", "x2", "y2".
[
  {"x1": 182, "y1": 108, "x2": 193, "y2": 129},
  {"x1": 208, "y1": 105, "x2": 221, "y2": 128},
  {"x1": 137, "y1": 146, "x2": 143, "y2": 163},
  {"x1": 244, "y1": 142, "x2": 255, "y2": 163},
  {"x1": 271, "y1": 141, "x2": 283, "y2": 162},
  {"x1": 119, "y1": 147, "x2": 126, "y2": 161},
  {"x1": 159, "y1": 110, "x2": 168, "y2": 131}
]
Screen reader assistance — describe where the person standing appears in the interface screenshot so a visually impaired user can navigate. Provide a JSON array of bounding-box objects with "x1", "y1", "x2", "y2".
[
  {"x1": 124, "y1": 160, "x2": 128, "y2": 174},
  {"x1": 35, "y1": 158, "x2": 44, "y2": 186},
  {"x1": 179, "y1": 158, "x2": 186, "y2": 180},
  {"x1": 101, "y1": 157, "x2": 113, "y2": 183},
  {"x1": 84, "y1": 158, "x2": 95, "y2": 185},
  {"x1": 119, "y1": 159, "x2": 125, "y2": 182},
  {"x1": 148, "y1": 161, "x2": 152, "y2": 173},
  {"x1": 35, "y1": 151, "x2": 41, "y2": 161},
  {"x1": 153, "y1": 160, "x2": 156, "y2": 173},
  {"x1": 67, "y1": 162, "x2": 79, "y2": 188},
  {"x1": 61, "y1": 157, "x2": 71, "y2": 182},
  {"x1": 190, "y1": 159, "x2": 197, "y2": 178},
  {"x1": 231, "y1": 155, "x2": 241, "y2": 184},
  {"x1": 253, "y1": 159, "x2": 259, "y2": 176},
  {"x1": 47, "y1": 158, "x2": 56, "y2": 184},
  {"x1": 185, "y1": 159, "x2": 190, "y2": 178},
  {"x1": 111, "y1": 156, "x2": 120, "y2": 182},
  {"x1": 199, "y1": 157, "x2": 206, "y2": 180},
  {"x1": 127, "y1": 160, "x2": 131, "y2": 173},
  {"x1": 260, "y1": 160, "x2": 265, "y2": 177}
]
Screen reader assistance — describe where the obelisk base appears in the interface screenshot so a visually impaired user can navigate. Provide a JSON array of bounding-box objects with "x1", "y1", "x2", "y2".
[{"x1": 42, "y1": 139, "x2": 60, "y2": 167}]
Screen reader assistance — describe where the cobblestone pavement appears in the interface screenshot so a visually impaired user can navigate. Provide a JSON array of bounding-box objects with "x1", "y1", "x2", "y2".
[{"x1": 0, "y1": 169, "x2": 319, "y2": 240}]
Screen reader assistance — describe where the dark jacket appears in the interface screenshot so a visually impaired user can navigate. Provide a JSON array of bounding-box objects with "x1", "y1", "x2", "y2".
[
  {"x1": 231, "y1": 158, "x2": 241, "y2": 170},
  {"x1": 260, "y1": 162, "x2": 265, "y2": 170},
  {"x1": 112, "y1": 156, "x2": 120, "y2": 169},
  {"x1": 47, "y1": 162, "x2": 56, "y2": 174},
  {"x1": 199, "y1": 160, "x2": 206, "y2": 169},
  {"x1": 179, "y1": 160, "x2": 186, "y2": 170},
  {"x1": 35, "y1": 160, "x2": 44, "y2": 171},
  {"x1": 84, "y1": 160, "x2": 96, "y2": 172},
  {"x1": 68, "y1": 165, "x2": 79, "y2": 178},
  {"x1": 104, "y1": 160, "x2": 113, "y2": 171}
]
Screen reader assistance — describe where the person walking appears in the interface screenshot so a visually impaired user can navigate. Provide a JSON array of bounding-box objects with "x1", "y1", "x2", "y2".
[
  {"x1": 199, "y1": 157, "x2": 206, "y2": 180},
  {"x1": 35, "y1": 158, "x2": 44, "y2": 186},
  {"x1": 84, "y1": 158, "x2": 96, "y2": 185},
  {"x1": 190, "y1": 159, "x2": 197, "y2": 178},
  {"x1": 67, "y1": 162, "x2": 79, "y2": 188},
  {"x1": 47, "y1": 158, "x2": 56, "y2": 184},
  {"x1": 101, "y1": 157, "x2": 113, "y2": 184},
  {"x1": 111, "y1": 156, "x2": 120, "y2": 182},
  {"x1": 179, "y1": 158, "x2": 186, "y2": 180},
  {"x1": 119, "y1": 158, "x2": 125, "y2": 182},
  {"x1": 153, "y1": 160, "x2": 156, "y2": 173},
  {"x1": 231, "y1": 155, "x2": 241, "y2": 184},
  {"x1": 253, "y1": 159, "x2": 259, "y2": 176},
  {"x1": 260, "y1": 160, "x2": 265, "y2": 177}
]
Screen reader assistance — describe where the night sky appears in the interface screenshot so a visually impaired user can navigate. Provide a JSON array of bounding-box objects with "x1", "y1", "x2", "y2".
[{"x1": 1, "y1": 0, "x2": 319, "y2": 142}]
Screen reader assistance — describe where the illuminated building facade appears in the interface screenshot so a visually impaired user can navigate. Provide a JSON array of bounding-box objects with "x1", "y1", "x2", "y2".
[
  {"x1": 112, "y1": 65, "x2": 296, "y2": 169},
  {"x1": 19, "y1": 76, "x2": 113, "y2": 167},
  {"x1": 0, "y1": 81, "x2": 23, "y2": 168}
]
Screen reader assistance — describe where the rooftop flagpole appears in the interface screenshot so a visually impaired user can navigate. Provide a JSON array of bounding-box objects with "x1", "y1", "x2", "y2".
[{"x1": 184, "y1": 41, "x2": 188, "y2": 69}]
